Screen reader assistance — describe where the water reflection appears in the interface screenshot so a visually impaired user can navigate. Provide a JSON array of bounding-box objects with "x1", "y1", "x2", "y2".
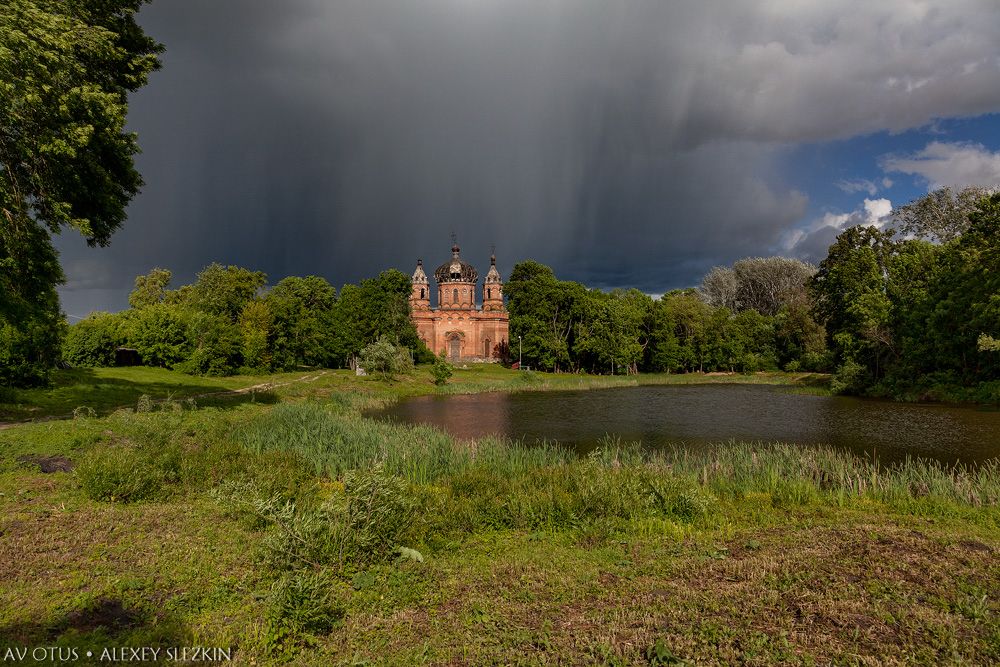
[{"x1": 372, "y1": 384, "x2": 1000, "y2": 464}]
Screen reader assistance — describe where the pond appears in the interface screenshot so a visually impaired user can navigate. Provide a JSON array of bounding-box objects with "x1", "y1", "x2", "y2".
[{"x1": 371, "y1": 384, "x2": 1000, "y2": 465}]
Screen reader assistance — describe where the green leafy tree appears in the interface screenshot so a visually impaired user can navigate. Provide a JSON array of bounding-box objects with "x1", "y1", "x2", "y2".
[
  {"x1": 173, "y1": 311, "x2": 240, "y2": 376},
  {"x1": 189, "y1": 263, "x2": 267, "y2": 322},
  {"x1": 0, "y1": 0, "x2": 161, "y2": 385},
  {"x1": 128, "y1": 267, "x2": 172, "y2": 309},
  {"x1": 576, "y1": 290, "x2": 649, "y2": 374},
  {"x1": 266, "y1": 276, "x2": 337, "y2": 369},
  {"x1": 809, "y1": 226, "x2": 895, "y2": 381},
  {"x1": 239, "y1": 299, "x2": 273, "y2": 372},
  {"x1": 918, "y1": 193, "x2": 1000, "y2": 383},
  {"x1": 330, "y1": 270, "x2": 425, "y2": 366},
  {"x1": 124, "y1": 303, "x2": 188, "y2": 368},
  {"x1": 505, "y1": 260, "x2": 589, "y2": 372}
]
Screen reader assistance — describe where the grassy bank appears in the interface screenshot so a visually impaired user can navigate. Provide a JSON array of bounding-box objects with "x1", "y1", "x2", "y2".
[{"x1": 1, "y1": 366, "x2": 997, "y2": 665}]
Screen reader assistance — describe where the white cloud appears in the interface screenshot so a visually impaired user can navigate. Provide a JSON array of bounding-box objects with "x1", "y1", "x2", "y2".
[
  {"x1": 881, "y1": 141, "x2": 1000, "y2": 190},
  {"x1": 864, "y1": 197, "x2": 893, "y2": 221},
  {"x1": 784, "y1": 197, "x2": 893, "y2": 261}
]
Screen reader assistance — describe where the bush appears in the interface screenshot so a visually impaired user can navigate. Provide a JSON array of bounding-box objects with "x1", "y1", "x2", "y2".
[
  {"x1": 0, "y1": 385, "x2": 17, "y2": 404},
  {"x1": 75, "y1": 448, "x2": 164, "y2": 503},
  {"x1": 799, "y1": 350, "x2": 834, "y2": 373},
  {"x1": 0, "y1": 311, "x2": 64, "y2": 387},
  {"x1": 173, "y1": 311, "x2": 241, "y2": 376},
  {"x1": 62, "y1": 312, "x2": 124, "y2": 367},
  {"x1": 242, "y1": 464, "x2": 418, "y2": 573},
  {"x1": 358, "y1": 336, "x2": 413, "y2": 380},
  {"x1": 125, "y1": 304, "x2": 189, "y2": 368},
  {"x1": 430, "y1": 354, "x2": 453, "y2": 386},
  {"x1": 830, "y1": 360, "x2": 869, "y2": 395}
]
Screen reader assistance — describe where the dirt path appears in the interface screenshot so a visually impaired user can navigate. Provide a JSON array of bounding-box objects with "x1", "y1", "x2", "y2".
[{"x1": 0, "y1": 370, "x2": 329, "y2": 431}]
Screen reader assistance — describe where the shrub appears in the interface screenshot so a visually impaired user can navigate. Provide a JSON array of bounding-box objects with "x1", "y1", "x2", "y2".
[
  {"x1": 0, "y1": 311, "x2": 64, "y2": 387},
  {"x1": 0, "y1": 385, "x2": 17, "y2": 404},
  {"x1": 125, "y1": 304, "x2": 189, "y2": 368},
  {"x1": 831, "y1": 360, "x2": 869, "y2": 394},
  {"x1": 62, "y1": 312, "x2": 124, "y2": 367},
  {"x1": 799, "y1": 350, "x2": 833, "y2": 373},
  {"x1": 263, "y1": 570, "x2": 346, "y2": 656},
  {"x1": 173, "y1": 311, "x2": 241, "y2": 376},
  {"x1": 75, "y1": 448, "x2": 163, "y2": 503},
  {"x1": 358, "y1": 336, "x2": 413, "y2": 380},
  {"x1": 430, "y1": 354, "x2": 453, "y2": 386},
  {"x1": 242, "y1": 464, "x2": 418, "y2": 573}
]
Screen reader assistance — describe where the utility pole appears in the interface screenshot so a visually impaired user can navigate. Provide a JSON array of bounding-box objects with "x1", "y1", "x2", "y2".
[{"x1": 518, "y1": 335, "x2": 522, "y2": 369}]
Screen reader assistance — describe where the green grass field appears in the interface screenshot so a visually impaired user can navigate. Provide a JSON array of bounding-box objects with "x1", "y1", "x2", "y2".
[{"x1": 1, "y1": 365, "x2": 997, "y2": 665}]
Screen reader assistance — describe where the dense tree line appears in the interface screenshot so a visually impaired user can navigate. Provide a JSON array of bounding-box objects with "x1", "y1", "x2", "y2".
[
  {"x1": 810, "y1": 188, "x2": 1000, "y2": 399},
  {"x1": 505, "y1": 258, "x2": 827, "y2": 375},
  {"x1": 62, "y1": 264, "x2": 433, "y2": 375}
]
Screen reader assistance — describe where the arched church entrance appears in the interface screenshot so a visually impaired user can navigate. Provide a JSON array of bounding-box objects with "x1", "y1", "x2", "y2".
[{"x1": 448, "y1": 334, "x2": 462, "y2": 360}]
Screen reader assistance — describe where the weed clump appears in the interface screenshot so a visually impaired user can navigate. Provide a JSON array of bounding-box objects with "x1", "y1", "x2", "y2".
[
  {"x1": 75, "y1": 447, "x2": 163, "y2": 503},
  {"x1": 264, "y1": 570, "x2": 347, "y2": 655}
]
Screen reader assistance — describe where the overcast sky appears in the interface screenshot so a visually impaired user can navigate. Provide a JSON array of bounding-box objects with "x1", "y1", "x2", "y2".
[{"x1": 56, "y1": 0, "x2": 1000, "y2": 317}]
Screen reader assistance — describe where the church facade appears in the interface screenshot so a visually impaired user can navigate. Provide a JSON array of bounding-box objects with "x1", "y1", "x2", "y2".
[{"x1": 409, "y1": 244, "x2": 509, "y2": 361}]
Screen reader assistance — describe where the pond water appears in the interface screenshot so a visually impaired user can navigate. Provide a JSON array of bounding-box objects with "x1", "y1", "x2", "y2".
[{"x1": 371, "y1": 384, "x2": 1000, "y2": 465}]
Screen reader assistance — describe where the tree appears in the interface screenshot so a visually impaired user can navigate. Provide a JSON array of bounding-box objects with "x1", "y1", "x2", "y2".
[
  {"x1": 0, "y1": 0, "x2": 161, "y2": 385},
  {"x1": 129, "y1": 267, "x2": 172, "y2": 309},
  {"x1": 358, "y1": 336, "x2": 413, "y2": 381},
  {"x1": 124, "y1": 303, "x2": 188, "y2": 368},
  {"x1": 890, "y1": 186, "x2": 993, "y2": 243},
  {"x1": 238, "y1": 299, "x2": 273, "y2": 372},
  {"x1": 699, "y1": 266, "x2": 739, "y2": 311},
  {"x1": 330, "y1": 270, "x2": 427, "y2": 366},
  {"x1": 809, "y1": 226, "x2": 895, "y2": 378},
  {"x1": 918, "y1": 193, "x2": 1000, "y2": 382},
  {"x1": 173, "y1": 311, "x2": 240, "y2": 376},
  {"x1": 505, "y1": 260, "x2": 589, "y2": 372},
  {"x1": 266, "y1": 276, "x2": 338, "y2": 369},
  {"x1": 188, "y1": 264, "x2": 267, "y2": 321},
  {"x1": 63, "y1": 311, "x2": 125, "y2": 367}
]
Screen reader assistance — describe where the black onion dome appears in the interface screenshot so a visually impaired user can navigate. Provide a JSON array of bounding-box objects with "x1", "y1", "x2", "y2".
[{"x1": 434, "y1": 244, "x2": 478, "y2": 283}]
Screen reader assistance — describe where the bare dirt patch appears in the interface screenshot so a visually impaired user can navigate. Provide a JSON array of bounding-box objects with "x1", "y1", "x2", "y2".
[{"x1": 16, "y1": 454, "x2": 74, "y2": 473}]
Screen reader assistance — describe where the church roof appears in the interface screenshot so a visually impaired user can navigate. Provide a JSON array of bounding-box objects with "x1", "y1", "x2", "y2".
[
  {"x1": 412, "y1": 259, "x2": 428, "y2": 284},
  {"x1": 434, "y1": 244, "x2": 478, "y2": 283},
  {"x1": 485, "y1": 254, "x2": 501, "y2": 284}
]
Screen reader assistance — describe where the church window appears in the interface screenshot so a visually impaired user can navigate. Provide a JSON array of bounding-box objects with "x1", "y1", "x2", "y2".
[
  {"x1": 420, "y1": 288, "x2": 425, "y2": 299},
  {"x1": 453, "y1": 288, "x2": 458, "y2": 303},
  {"x1": 487, "y1": 288, "x2": 492, "y2": 299}
]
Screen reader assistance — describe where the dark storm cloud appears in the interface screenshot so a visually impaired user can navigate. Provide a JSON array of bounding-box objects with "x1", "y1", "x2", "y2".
[{"x1": 55, "y1": 0, "x2": 1000, "y2": 313}]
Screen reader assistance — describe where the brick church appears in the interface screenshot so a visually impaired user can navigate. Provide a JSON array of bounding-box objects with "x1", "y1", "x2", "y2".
[{"x1": 409, "y1": 243, "x2": 509, "y2": 361}]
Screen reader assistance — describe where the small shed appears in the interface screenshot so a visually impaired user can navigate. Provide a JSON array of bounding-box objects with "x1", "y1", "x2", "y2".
[{"x1": 114, "y1": 347, "x2": 142, "y2": 367}]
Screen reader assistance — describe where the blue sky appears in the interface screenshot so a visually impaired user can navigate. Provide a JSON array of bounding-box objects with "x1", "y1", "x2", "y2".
[
  {"x1": 776, "y1": 113, "x2": 1000, "y2": 262},
  {"x1": 788, "y1": 113, "x2": 1000, "y2": 217}
]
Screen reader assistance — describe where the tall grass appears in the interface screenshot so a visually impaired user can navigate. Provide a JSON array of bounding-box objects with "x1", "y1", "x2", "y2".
[
  {"x1": 238, "y1": 402, "x2": 574, "y2": 485},
  {"x1": 237, "y1": 402, "x2": 1000, "y2": 517}
]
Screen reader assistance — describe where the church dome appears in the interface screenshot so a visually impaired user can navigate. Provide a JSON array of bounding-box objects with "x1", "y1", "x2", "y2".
[{"x1": 434, "y1": 243, "x2": 478, "y2": 283}]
